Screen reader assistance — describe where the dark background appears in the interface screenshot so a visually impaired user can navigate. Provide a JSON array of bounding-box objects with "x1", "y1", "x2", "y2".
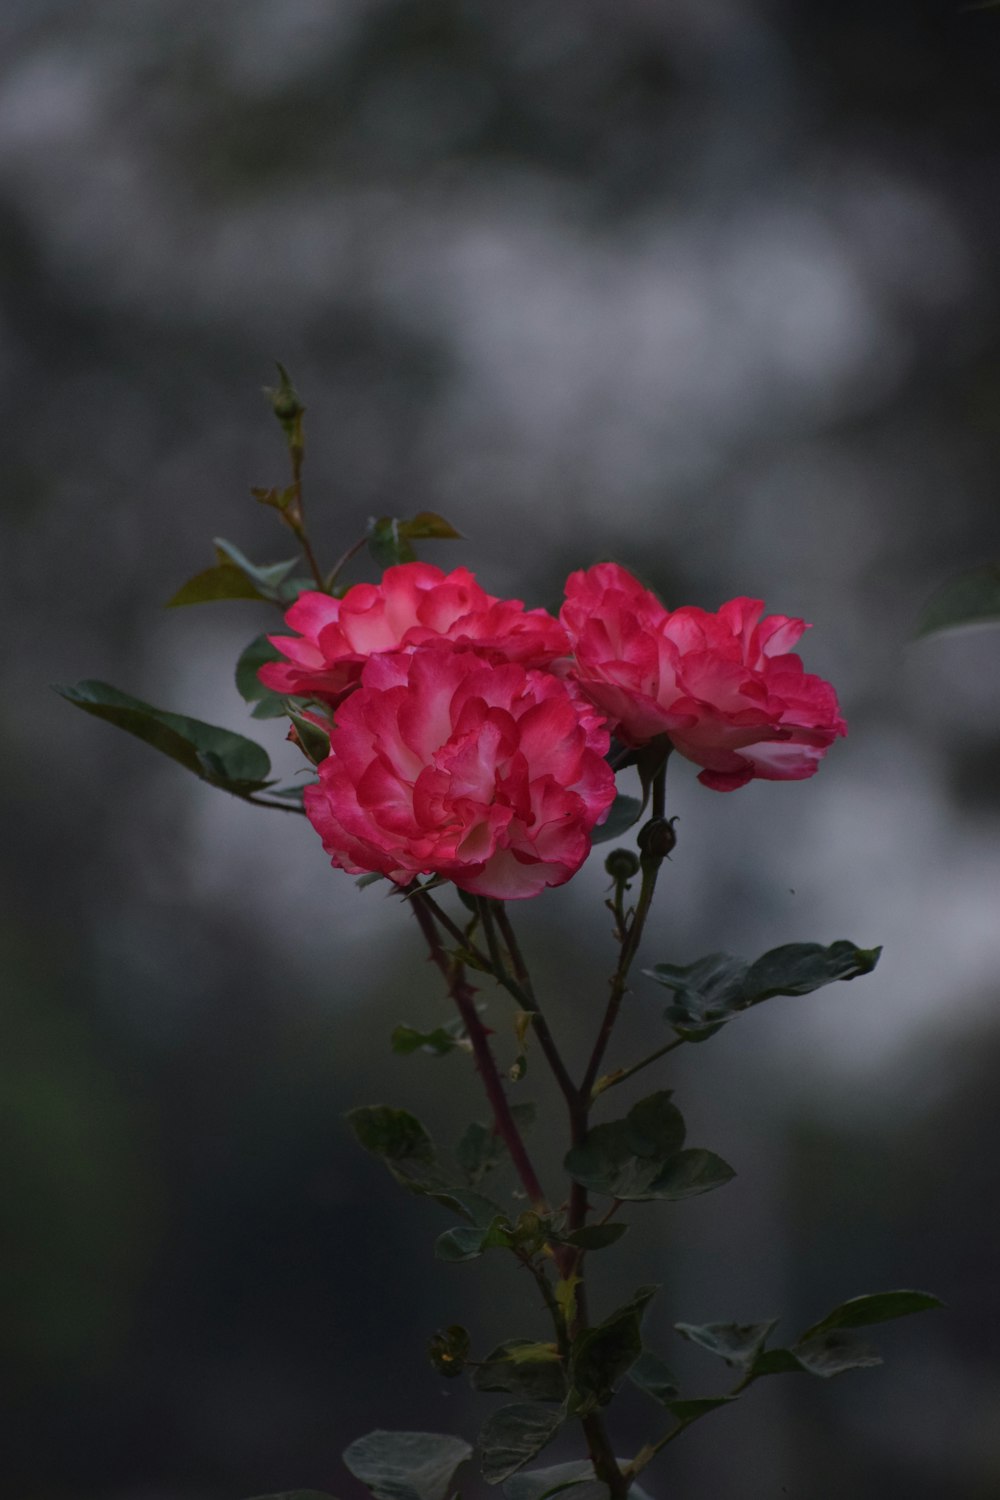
[{"x1": 4, "y1": 2, "x2": 1000, "y2": 1496}]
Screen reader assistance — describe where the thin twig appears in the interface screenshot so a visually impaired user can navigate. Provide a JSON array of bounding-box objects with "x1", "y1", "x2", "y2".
[
  {"x1": 590, "y1": 1036, "x2": 686, "y2": 1101},
  {"x1": 486, "y1": 901, "x2": 579, "y2": 1110},
  {"x1": 411, "y1": 892, "x2": 549, "y2": 1214},
  {"x1": 325, "y1": 534, "x2": 367, "y2": 590},
  {"x1": 243, "y1": 795, "x2": 308, "y2": 815}
]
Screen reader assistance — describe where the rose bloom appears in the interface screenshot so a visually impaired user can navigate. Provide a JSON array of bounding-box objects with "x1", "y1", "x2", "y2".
[
  {"x1": 258, "y1": 562, "x2": 569, "y2": 706},
  {"x1": 304, "y1": 645, "x2": 616, "y2": 899},
  {"x1": 561, "y1": 562, "x2": 847, "y2": 792}
]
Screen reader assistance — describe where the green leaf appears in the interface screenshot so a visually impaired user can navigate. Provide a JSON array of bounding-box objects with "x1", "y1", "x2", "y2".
[
  {"x1": 345, "y1": 1105, "x2": 445, "y2": 1193},
  {"x1": 624, "y1": 1092, "x2": 686, "y2": 1159},
  {"x1": 569, "y1": 1286, "x2": 657, "y2": 1414},
  {"x1": 675, "y1": 1320, "x2": 778, "y2": 1370},
  {"x1": 366, "y1": 513, "x2": 463, "y2": 569},
  {"x1": 564, "y1": 1122, "x2": 664, "y2": 1200},
  {"x1": 501, "y1": 1463, "x2": 596, "y2": 1500},
  {"x1": 646, "y1": 941, "x2": 882, "y2": 1042},
  {"x1": 434, "y1": 1215, "x2": 514, "y2": 1263},
  {"x1": 502, "y1": 1463, "x2": 652, "y2": 1500},
  {"x1": 347, "y1": 1105, "x2": 436, "y2": 1166},
  {"x1": 456, "y1": 1121, "x2": 499, "y2": 1182},
  {"x1": 916, "y1": 564, "x2": 1000, "y2": 636},
  {"x1": 169, "y1": 562, "x2": 268, "y2": 607},
  {"x1": 54, "y1": 680, "x2": 272, "y2": 793},
  {"x1": 745, "y1": 1292, "x2": 941, "y2": 1382},
  {"x1": 343, "y1": 1430, "x2": 472, "y2": 1500},
  {"x1": 590, "y1": 794, "x2": 644, "y2": 846},
  {"x1": 472, "y1": 1341, "x2": 568, "y2": 1403},
  {"x1": 456, "y1": 1105, "x2": 535, "y2": 1184},
  {"x1": 646, "y1": 1149, "x2": 736, "y2": 1200},
  {"x1": 628, "y1": 1351, "x2": 679, "y2": 1404},
  {"x1": 213, "y1": 537, "x2": 306, "y2": 601},
  {"x1": 268, "y1": 783, "x2": 311, "y2": 804},
  {"x1": 665, "y1": 1396, "x2": 738, "y2": 1423},
  {"x1": 748, "y1": 1337, "x2": 881, "y2": 1379},
  {"x1": 789, "y1": 1332, "x2": 882, "y2": 1379},
  {"x1": 425, "y1": 1185, "x2": 508, "y2": 1225},
  {"x1": 236, "y1": 633, "x2": 295, "y2": 720},
  {"x1": 287, "y1": 710, "x2": 330, "y2": 765},
  {"x1": 428, "y1": 1325, "x2": 471, "y2": 1379},
  {"x1": 401, "y1": 511, "x2": 464, "y2": 541},
  {"x1": 392, "y1": 1025, "x2": 461, "y2": 1058},
  {"x1": 558, "y1": 1223, "x2": 628, "y2": 1252},
  {"x1": 564, "y1": 1092, "x2": 733, "y2": 1202},
  {"x1": 478, "y1": 1404, "x2": 565, "y2": 1485},
  {"x1": 799, "y1": 1290, "x2": 943, "y2": 1340}
]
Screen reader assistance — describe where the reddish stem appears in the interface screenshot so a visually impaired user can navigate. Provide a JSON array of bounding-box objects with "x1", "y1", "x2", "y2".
[{"x1": 411, "y1": 893, "x2": 549, "y2": 1213}]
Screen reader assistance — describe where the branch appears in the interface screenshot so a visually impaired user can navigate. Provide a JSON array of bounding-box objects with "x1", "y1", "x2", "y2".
[{"x1": 410, "y1": 892, "x2": 549, "y2": 1214}]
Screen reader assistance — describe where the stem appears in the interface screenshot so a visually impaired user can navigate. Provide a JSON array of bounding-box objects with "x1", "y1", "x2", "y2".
[
  {"x1": 578, "y1": 763, "x2": 669, "y2": 1105},
  {"x1": 590, "y1": 1036, "x2": 686, "y2": 1100},
  {"x1": 243, "y1": 795, "x2": 308, "y2": 815},
  {"x1": 411, "y1": 893, "x2": 549, "y2": 1214},
  {"x1": 298, "y1": 528, "x2": 326, "y2": 591},
  {"x1": 583, "y1": 1415, "x2": 629, "y2": 1500},
  {"x1": 325, "y1": 534, "x2": 367, "y2": 590},
  {"x1": 486, "y1": 901, "x2": 579, "y2": 1110}
]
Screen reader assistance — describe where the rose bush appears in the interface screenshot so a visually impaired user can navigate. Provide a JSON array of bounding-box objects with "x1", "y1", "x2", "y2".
[
  {"x1": 259, "y1": 562, "x2": 569, "y2": 706},
  {"x1": 304, "y1": 644, "x2": 615, "y2": 898},
  {"x1": 561, "y1": 562, "x2": 847, "y2": 791}
]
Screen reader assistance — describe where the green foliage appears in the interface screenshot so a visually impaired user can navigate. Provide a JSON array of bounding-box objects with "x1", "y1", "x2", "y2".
[
  {"x1": 501, "y1": 1463, "x2": 597, "y2": 1500},
  {"x1": 367, "y1": 513, "x2": 463, "y2": 568},
  {"x1": 569, "y1": 1286, "x2": 657, "y2": 1414},
  {"x1": 478, "y1": 1403, "x2": 565, "y2": 1485},
  {"x1": 674, "y1": 1320, "x2": 778, "y2": 1370},
  {"x1": 456, "y1": 1105, "x2": 535, "y2": 1184},
  {"x1": 916, "y1": 563, "x2": 1000, "y2": 636},
  {"x1": 590, "y1": 793, "x2": 644, "y2": 845},
  {"x1": 346, "y1": 1105, "x2": 436, "y2": 1168},
  {"x1": 646, "y1": 940, "x2": 881, "y2": 1042},
  {"x1": 235, "y1": 633, "x2": 292, "y2": 719},
  {"x1": 435, "y1": 1215, "x2": 515, "y2": 1262},
  {"x1": 472, "y1": 1340, "x2": 568, "y2": 1403},
  {"x1": 428, "y1": 1325, "x2": 471, "y2": 1379},
  {"x1": 557, "y1": 1223, "x2": 628, "y2": 1252},
  {"x1": 343, "y1": 1430, "x2": 472, "y2": 1500},
  {"x1": 627, "y1": 1350, "x2": 679, "y2": 1404},
  {"x1": 54, "y1": 680, "x2": 272, "y2": 794},
  {"x1": 664, "y1": 1396, "x2": 738, "y2": 1422},
  {"x1": 767, "y1": 1331, "x2": 882, "y2": 1378},
  {"x1": 799, "y1": 1289, "x2": 943, "y2": 1337},
  {"x1": 391, "y1": 1025, "x2": 462, "y2": 1058},
  {"x1": 169, "y1": 562, "x2": 268, "y2": 606},
  {"x1": 501, "y1": 1463, "x2": 652, "y2": 1500},
  {"x1": 678, "y1": 1290, "x2": 942, "y2": 1384},
  {"x1": 564, "y1": 1091, "x2": 734, "y2": 1202},
  {"x1": 287, "y1": 710, "x2": 330, "y2": 765},
  {"x1": 169, "y1": 538, "x2": 308, "y2": 607}
]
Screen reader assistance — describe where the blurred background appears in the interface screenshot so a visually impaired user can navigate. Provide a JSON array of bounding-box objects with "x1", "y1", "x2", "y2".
[{"x1": 4, "y1": 1, "x2": 1000, "y2": 1496}]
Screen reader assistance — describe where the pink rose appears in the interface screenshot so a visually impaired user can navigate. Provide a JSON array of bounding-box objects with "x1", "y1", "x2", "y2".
[
  {"x1": 304, "y1": 645, "x2": 616, "y2": 899},
  {"x1": 561, "y1": 562, "x2": 847, "y2": 792},
  {"x1": 258, "y1": 562, "x2": 569, "y2": 706}
]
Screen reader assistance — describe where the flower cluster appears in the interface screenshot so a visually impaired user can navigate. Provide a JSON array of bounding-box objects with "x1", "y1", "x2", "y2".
[{"x1": 264, "y1": 561, "x2": 846, "y2": 897}]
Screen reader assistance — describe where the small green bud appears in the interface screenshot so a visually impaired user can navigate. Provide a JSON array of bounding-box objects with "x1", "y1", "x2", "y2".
[
  {"x1": 267, "y1": 361, "x2": 305, "y2": 424},
  {"x1": 605, "y1": 847, "x2": 640, "y2": 881},
  {"x1": 638, "y1": 815, "x2": 678, "y2": 862}
]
